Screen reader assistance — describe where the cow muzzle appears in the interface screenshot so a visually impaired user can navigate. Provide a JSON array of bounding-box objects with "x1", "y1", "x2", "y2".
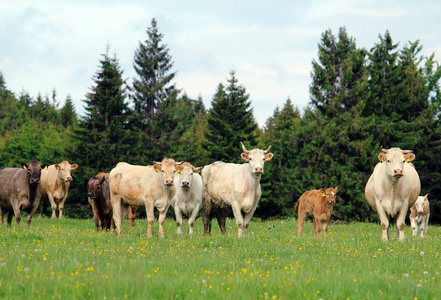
[
  {"x1": 393, "y1": 169, "x2": 403, "y2": 177},
  {"x1": 87, "y1": 192, "x2": 97, "y2": 198},
  {"x1": 165, "y1": 179, "x2": 174, "y2": 186},
  {"x1": 65, "y1": 176, "x2": 73, "y2": 182},
  {"x1": 30, "y1": 178, "x2": 40, "y2": 184},
  {"x1": 181, "y1": 181, "x2": 190, "y2": 187},
  {"x1": 254, "y1": 167, "x2": 263, "y2": 174}
]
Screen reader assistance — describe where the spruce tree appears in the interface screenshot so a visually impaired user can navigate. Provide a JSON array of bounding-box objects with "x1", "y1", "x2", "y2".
[{"x1": 205, "y1": 71, "x2": 258, "y2": 163}]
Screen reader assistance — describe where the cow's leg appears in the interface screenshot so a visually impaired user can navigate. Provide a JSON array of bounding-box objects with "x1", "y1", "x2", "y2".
[
  {"x1": 175, "y1": 205, "x2": 184, "y2": 235},
  {"x1": 188, "y1": 204, "x2": 200, "y2": 235},
  {"x1": 7, "y1": 210, "x2": 13, "y2": 227},
  {"x1": 375, "y1": 199, "x2": 390, "y2": 241},
  {"x1": 202, "y1": 196, "x2": 212, "y2": 236},
  {"x1": 58, "y1": 196, "x2": 69, "y2": 219},
  {"x1": 243, "y1": 202, "x2": 258, "y2": 236},
  {"x1": 12, "y1": 203, "x2": 22, "y2": 226},
  {"x1": 47, "y1": 193, "x2": 58, "y2": 219},
  {"x1": 39, "y1": 197, "x2": 45, "y2": 218},
  {"x1": 410, "y1": 217, "x2": 418, "y2": 236},
  {"x1": 423, "y1": 216, "x2": 429, "y2": 236},
  {"x1": 297, "y1": 212, "x2": 306, "y2": 237},
  {"x1": 158, "y1": 204, "x2": 170, "y2": 239},
  {"x1": 128, "y1": 206, "x2": 137, "y2": 227},
  {"x1": 0, "y1": 206, "x2": 3, "y2": 226},
  {"x1": 89, "y1": 198, "x2": 101, "y2": 232},
  {"x1": 314, "y1": 217, "x2": 322, "y2": 237},
  {"x1": 217, "y1": 207, "x2": 228, "y2": 235},
  {"x1": 395, "y1": 201, "x2": 408, "y2": 241},
  {"x1": 111, "y1": 193, "x2": 122, "y2": 237},
  {"x1": 145, "y1": 199, "x2": 155, "y2": 238},
  {"x1": 323, "y1": 219, "x2": 329, "y2": 238},
  {"x1": 231, "y1": 202, "x2": 245, "y2": 237}
]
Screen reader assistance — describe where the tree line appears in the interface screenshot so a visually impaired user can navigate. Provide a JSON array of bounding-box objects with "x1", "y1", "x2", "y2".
[{"x1": 1, "y1": 20, "x2": 441, "y2": 223}]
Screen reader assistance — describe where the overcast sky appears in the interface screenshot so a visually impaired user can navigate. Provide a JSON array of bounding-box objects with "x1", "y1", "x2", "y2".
[{"x1": 1, "y1": 1, "x2": 441, "y2": 126}]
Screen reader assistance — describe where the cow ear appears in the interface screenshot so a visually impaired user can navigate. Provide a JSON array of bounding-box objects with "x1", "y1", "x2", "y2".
[
  {"x1": 424, "y1": 194, "x2": 429, "y2": 201},
  {"x1": 55, "y1": 164, "x2": 60, "y2": 170},
  {"x1": 334, "y1": 187, "x2": 338, "y2": 192},
  {"x1": 378, "y1": 153, "x2": 386, "y2": 163},
  {"x1": 265, "y1": 153, "x2": 274, "y2": 161},
  {"x1": 193, "y1": 166, "x2": 203, "y2": 173},
  {"x1": 241, "y1": 153, "x2": 249, "y2": 161},
  {"x1": 153, "y1": 164, "x2": 161, "y2": 172},
  {"x1": 176, "y1": 165, "x2": 183, "y2": 174},
  {"x1": 21, "y1": 163, "x2": 27, "y2": 170},
  {"x1": 71, "y1": 164, "x2": 78, "y2": 170},
  {"x1": 42, "y1": 164, "x2": 49, "y2": 170},
  {"x1": 405, "y1": 153, "x2": 415, "y2": 163},
  {"x1": 320, "y1": 189, "x2": 326, "y2": 197}
]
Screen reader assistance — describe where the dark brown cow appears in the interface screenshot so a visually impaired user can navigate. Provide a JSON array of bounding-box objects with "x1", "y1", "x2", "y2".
[
  {"x1": 294, "y1": 187, "x2": 338, "y2": 238},
  {"x1": 87, "y1": 172, "x2": 138, "y2": 231},
  {"x1": 0, "y1": 160, "x2": 48, "y2": 227}
]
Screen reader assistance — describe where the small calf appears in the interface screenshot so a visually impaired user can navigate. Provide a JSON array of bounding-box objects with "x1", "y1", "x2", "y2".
[
  {"x1": 409, "y1": 194, "x2": 430, "y2": 237},
  {"x1": 294, "y1": 187, "x2": 338, "y2": 238}
]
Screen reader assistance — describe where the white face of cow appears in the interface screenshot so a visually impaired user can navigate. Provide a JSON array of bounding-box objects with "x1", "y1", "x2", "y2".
[
  {"x1": 378, "y1": 148, "x2": 415, "y2": 181},
  {"x1": 414, "y1": 195, "x2": 428, "y2": 214},
  {"x1": 55, "y1": 161, "x2": 78, "y2": 182},
  {"x1": 176, "y1": 163, "x2": 202, "y2": 188},
  {"x1": 240, "y1": 143, "x2": 274, "y2": 175},
  {"x1": 154, "y1": 159, "x2": 182, "y2": 187}
]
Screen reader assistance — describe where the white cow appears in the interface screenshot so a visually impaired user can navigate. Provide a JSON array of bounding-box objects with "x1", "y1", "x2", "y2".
[
  {"x1": 409, "y1": 194, "x2": 430, "y2": 237},
  {"x1": 202, "y1": 142, "x2": 273, "y2": 237},
  {"x1": 170, "y1": 162, "x2": 203, "y2": 235},
  {"x1": 109, "y1": 158, "x2": 182, "y2": 237},
  {"x1": 365, "y1": 147, "x2": 420, "y2": 241}
]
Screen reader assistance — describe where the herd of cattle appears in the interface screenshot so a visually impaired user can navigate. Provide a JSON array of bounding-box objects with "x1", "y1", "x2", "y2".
[{"x1": 0, "y1": 143, "x2": 431, "y2": 240}]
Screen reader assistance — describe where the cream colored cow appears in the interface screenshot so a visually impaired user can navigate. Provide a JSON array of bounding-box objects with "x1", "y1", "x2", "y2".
[
  {"x1": 409, "y1": 194, "x2": 430, "y2": 237},
  {"x1": 365, "y1": 147, "x2": 420, "y2": 241},
  {"x1": 41, "y1": 161, "x2": 78, "y2": 219},
  {"x1": 202, "y1": 142, "x2": 273, "y2": 237},
  {"x1": 170, "y1": 162, "x2": 203, "y2": 235},
  {"x1": 109, "y1": 159, "x2": 182, "y2": 237}
]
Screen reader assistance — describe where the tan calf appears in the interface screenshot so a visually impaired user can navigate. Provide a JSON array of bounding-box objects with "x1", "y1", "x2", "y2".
[
  {"x1": 409, "y1": 194, "x2": 430, "y2": 237},
  {"x1": 295, "y1": 187, "x2": 338, "y2": 238}
]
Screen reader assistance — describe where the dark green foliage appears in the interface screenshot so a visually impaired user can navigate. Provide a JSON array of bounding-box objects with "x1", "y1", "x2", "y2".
[{"x1": 204, "y1": 71, "x2": 258, "y2": 163}]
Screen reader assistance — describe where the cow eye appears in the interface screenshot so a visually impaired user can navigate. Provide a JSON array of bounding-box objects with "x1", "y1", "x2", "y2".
[
  {"x1": 249, "y1": 157, "x2": 253, "y2": 161},
  {"x1": 387, "y1": 160, "x2": 390, "y2": 163}
]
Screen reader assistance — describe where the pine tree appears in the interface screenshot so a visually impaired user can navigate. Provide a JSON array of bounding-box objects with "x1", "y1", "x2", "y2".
[
  {"x1": 59, "y1": 95, "x2": 77, "y2": 128},
  {"x1": 204, "y1": 71, "x2": 258, "y2": 163},
  {"x1": 72, "y1": 45, "x2": 129, "y2": 173}
]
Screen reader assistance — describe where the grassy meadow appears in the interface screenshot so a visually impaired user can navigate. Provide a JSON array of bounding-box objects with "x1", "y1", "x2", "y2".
[{"x1": 1, "y1": 216, "x2": 440, "y2": 300}]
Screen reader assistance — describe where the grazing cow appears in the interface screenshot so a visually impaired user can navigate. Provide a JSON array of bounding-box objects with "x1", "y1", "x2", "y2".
[
  {"x1": 109, "y1": 158, "x2": 182, "y2": 237},
  {"x1": 409, "y1": 194, "x2": 430, "y2": 237},
  {"x1": 0, "y1": 160, "x2": 48, "y2": 227},
  {"x1": 170, "y1": 162, "x2": 203, "y2": 235},
  {"x1": 365, "y1": 147, "x2": 420, "y2": 241},
  {"x1": 294, "y1": 187, "x2": 338, "y2": 238},
  {"x1": 202, "y1": 142, "x2": 274, "y2": 237},
  {"x1": 40, "y1": 161, "x2": 78, "y2": 219}
]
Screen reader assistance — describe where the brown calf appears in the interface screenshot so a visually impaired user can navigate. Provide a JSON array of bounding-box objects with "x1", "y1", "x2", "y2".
[{"x1": 294, "y1": 187, "x2": 338, "y2": 238}]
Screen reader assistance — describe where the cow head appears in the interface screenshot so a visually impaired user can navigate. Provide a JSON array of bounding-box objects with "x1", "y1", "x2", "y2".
[
  {"x1": 87, "y1": 176, "x2": 106, "y2": 199},
  {"x1": 378, "y1": 147, "x2": 415, "y2": 180},
  {"x1": 321, "y1": 187, "x2": 338, "y2": 204},
  {"x1": 55, "y1": 161, "x2": 78, "y2": 182},
  {"x1": 240, "y1": 142, "x2": 273, "y2": 175},
  {"x1": 153, "y1": 159, "x2": 183, "y2": 186},
  {"x1": 21, "y1": 160, "x2": 49, "y2": 185},
  {"x1": 175, "y1": 162, "x2": 202, "y2": 188},
  {"x1": 413, "y1": 194, "x2": 428, "y2": 214}
]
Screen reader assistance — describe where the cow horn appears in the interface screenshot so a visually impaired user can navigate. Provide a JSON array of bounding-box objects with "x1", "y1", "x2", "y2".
[
  {"x1": 264, "y1": 145, "x2": 272, "y2": 154},
  {"x1": 380, "y1": 146, "x2": 388, "y2": 153},
  {"x1": 240, "y1": 142, "x2": 250, "y2": 154},
  {"x1": 153, "y1": 161, "x2": 161, "y2": 165},
  {"x1": 402, "y1": 149, "x2": 413, "y2": 154}
]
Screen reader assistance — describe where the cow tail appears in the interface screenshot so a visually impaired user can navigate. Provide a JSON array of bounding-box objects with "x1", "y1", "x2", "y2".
[{"x1": 294, "y1": 200, "x2": 300, "y2": 214}]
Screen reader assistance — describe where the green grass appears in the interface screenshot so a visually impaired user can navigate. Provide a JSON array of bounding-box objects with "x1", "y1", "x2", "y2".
[{"x1": 1, "y1": 217, "x2": 440, "y2": 299}]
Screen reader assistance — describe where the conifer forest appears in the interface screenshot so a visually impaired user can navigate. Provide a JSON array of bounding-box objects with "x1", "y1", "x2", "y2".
[{"x1": 1, "y1": 20, "x2": 441, "y2": 224}]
